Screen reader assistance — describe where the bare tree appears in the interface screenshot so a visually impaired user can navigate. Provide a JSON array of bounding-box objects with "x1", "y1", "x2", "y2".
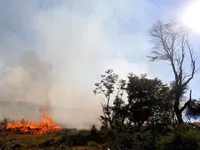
[{"x1": 148, "y1": 21, "x2": 198, "y2": 123}]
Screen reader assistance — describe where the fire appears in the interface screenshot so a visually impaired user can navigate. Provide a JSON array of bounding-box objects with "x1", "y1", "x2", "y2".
[{"x1": 5, "y1": 106, "x2": 62, "y2": 134}]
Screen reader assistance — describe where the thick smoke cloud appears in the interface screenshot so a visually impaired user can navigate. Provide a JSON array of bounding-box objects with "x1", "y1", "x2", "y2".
[
  {"x1": 0, "y1": 52, "x2": 51, "y2": 122},
  {"x1": 0, "y1": 52, "x2": 51, "y2": 104}
]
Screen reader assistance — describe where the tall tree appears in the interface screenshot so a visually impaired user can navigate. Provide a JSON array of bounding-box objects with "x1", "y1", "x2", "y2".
[
  {"x1": 148, "y1": 21, "x2": 198, "y2": 123},
  {"x1": 94, "y1": 69, "x2": 126, "y2": 129}
]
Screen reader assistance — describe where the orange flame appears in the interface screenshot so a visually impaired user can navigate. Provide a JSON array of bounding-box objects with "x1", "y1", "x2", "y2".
[{"x1": 5, "y1": 106, "x2": 61, "y2": 134}]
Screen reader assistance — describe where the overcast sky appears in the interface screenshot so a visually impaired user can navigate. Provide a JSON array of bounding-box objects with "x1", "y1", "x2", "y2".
[{"x1": 0, "y1": 0, "x2": 200, "y2": 128}]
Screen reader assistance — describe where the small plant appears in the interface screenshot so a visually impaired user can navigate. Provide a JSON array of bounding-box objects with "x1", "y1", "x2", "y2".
[{"x1": 87, "y1": 141, "x2": 99, "y2": 148}]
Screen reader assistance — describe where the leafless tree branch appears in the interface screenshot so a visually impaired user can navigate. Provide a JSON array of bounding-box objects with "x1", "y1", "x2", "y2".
[{"x1": 148, "y1": 21, "x2": 198, "y2": 123}]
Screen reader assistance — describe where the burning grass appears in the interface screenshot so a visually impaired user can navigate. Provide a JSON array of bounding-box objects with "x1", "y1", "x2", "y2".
[
  {"x1": 0, "y1": 106, "x2": 106, "y2": 149},
  {"x1": 2, "y1": 106, "x2": 62, "y2": 134}
]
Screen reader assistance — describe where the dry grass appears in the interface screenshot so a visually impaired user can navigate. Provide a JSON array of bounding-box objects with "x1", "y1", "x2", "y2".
[
  {"x1": 0, "y1": 131, "x2": 108, "y2": 150},
  {"x1": 0, "y1": 131, "x2": 63, "y2": 149},
  {"x1": 72, "y1": 146, "x2": 99, "y2": 150}
]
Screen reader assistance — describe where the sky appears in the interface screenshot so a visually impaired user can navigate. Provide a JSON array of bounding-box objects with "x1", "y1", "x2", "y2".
[{"x1": 0, "y1": 0, "x2": 200, "y2": 128}]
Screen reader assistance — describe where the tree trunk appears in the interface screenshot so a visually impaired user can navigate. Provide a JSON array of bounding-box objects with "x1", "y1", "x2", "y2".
[
  {"x1": 176, "y1": 111, "x2": 183, "y2": 124},
  {"x1": 174, "y1": 103, "x2": 184, "y2": 124}
]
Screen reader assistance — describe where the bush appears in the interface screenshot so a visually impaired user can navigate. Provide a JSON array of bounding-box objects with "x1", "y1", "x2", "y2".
[
  {"x1": 87, "y1": 141, "x2": 99, "y2": 148},
  {"x1": 60, "y1": 128, "x2": 104, "y2": 147},
  {"x1": 156, "y1": 125, "x2": 200, "y2": 150},
  {"x1": 104, "y1": 129, "x2": 156, "y2": 150}
]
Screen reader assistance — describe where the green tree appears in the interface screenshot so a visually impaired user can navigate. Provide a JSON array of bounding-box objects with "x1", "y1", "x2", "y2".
[
  {"x1": 94, "y1": 69, "x2": 126, "y2": 129},
  {"x1": 126, "y1": 74, "x2": 173, "y2": 127}
]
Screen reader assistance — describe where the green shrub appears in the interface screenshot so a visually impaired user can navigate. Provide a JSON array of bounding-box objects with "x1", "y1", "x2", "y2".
[
  {"x1": 156, "y1": 125, "x2": 200, "y2": 150},
  {"x1": 87, "y1": 141, "x2": 99, "y2": 148}
]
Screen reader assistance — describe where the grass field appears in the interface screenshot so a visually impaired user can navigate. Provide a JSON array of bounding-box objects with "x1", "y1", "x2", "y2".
[{"x1": 0, "y1": 131, "x2": 108, "y2": 150}]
